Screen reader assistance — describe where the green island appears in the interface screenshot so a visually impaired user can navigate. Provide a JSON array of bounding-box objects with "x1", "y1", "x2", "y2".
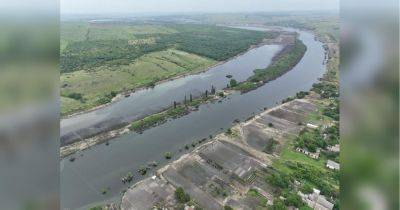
[
  {"x1": 232, "y1": 39, "x2": 307, "y2": 92},
  {"x1": 60, "y1": 23, "x2": 276, "y2": 115}
]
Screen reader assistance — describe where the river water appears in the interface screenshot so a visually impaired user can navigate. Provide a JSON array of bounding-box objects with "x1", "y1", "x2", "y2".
[{"x1": 60, "y1": 27, "x2": 326, "y2": 209}]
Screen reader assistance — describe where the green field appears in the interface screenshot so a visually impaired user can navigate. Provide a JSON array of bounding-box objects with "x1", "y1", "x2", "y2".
[
  {"x1": 60, "y1": 21, "x2": 274, "y2": 115},
  {"x1": 60, "y1": 23, "x2": 272, "y2": 73},
  {"x1": 61, "y1": 49, "x2": 216, "y2": 115}
]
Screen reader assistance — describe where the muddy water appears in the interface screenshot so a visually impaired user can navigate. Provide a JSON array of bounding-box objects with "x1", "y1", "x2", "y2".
[{"x1": 60, "y1": 27, "x2": 326, "y2": 209}]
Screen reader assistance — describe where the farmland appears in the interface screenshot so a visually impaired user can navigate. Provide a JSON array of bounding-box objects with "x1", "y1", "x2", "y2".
[{"x1": 60, "y1": 22, "x2": 275, "y2": 115}]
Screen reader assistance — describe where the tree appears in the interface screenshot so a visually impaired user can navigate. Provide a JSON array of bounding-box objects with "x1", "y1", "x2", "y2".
[
  {"x1": 269, "y1": 199, "x2": 287, "y2": 210},
  {"x1": 229, "y1": 79, "x2": 238, "y2": 87},
  {"x1": 300, "y1": 183, "x2": 313, "y2": 194},
  {"x1": 285, "y1": 193, "x2": 304, "y2": 208},
  {"x1": 174, "y1": 101, "x2": 177, "y2": 109},
  {"x1": 224, "y1": 206, "x2": 234, "y2": 210},
  {"x1": 266, "y1": 172, "x2": 291, "y2": 189},
  {"x1": 190, "y1": 93, "x2": 193, "y2": 102},
  {"x1": 211, "y1": 85, "x2": 216, "y2": 94},
  {"x1": 164, "y1": 152, "x2": 172, "y2": 159},
  {"x1": 205, "y1": 90, "x2": 208, "y2": 98},
  {"x1": 175, "y1": 187, "x2": 190, "y2": 203}
]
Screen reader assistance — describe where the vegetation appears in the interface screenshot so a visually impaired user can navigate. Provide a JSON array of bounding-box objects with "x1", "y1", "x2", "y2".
[
  {"x1": 61, "y1": 22, "x2": 273, "y2": 72},
  {"x1": 138, "y1": 166, "x2": 147, "y2": 175},
  {"x1": 295, "y1": 128, "x2": 326, "y2": 152},
  {"x1": 247, "y1": 188, "x2": 269, "y2": 207},
  {"x1": 60, "y1": 22, "x2": 277, "y2": 115},
  {"x1": 322, "y1": 100, "x2": 339, "y2": 121},
  {"x1": 89, "y1": 206, "x2": 103, "y2": 210},
  {"x1": 284, "y1": 192, "x2": 304, "y2": 208},
  {"x1": 224, "y1": 206, "x2": 234, "y2": 210},
  {"x1": 129, "y1": 95, "x2": 214, "y2": 132},
  {"x1": 300, "y1": 183, "x2": 314, "y2": 194},
  {"x1": 164, "y1": 152, "x2": 172, "y2": 159},
  {"x1": 130, "y1": 106, "x2": 188, "y2": 132},
  {"x1": 311, "y1": 83, "x2": 339, "y2": 99},
  {"x1": 233, "y1": 39, "x2": 307, "y2": 92},
  {"x1": 229, "y1": 79, "x2": 238, "y2": 87},
  {"x1": 175, "y1": 187, "x2": 190, "y2": 203},
  {"x1": 269, "y1": 198, "x2": 286, "y2": 210},
  {"x1": 61, "y1": 49, "x2": 215, "y2": 115}
]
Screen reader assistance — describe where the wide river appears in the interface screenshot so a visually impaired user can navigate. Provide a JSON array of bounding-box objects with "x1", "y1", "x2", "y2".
[{"x1": 60, "y1": 27, "x2": 326, "y2": 209}]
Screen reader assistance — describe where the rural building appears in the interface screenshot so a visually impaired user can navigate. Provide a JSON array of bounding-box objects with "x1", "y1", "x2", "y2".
[
  {"x1": 327, "y1": 144, "x2": 340, "y2": 153},
  {"x1": 326, "y1": 160, "x2": 340, "y2": 170},
  {"x1": 296, "y1": 147, "x2": 320, "y2": 159},
  {"x1": 298, "y1": 188, "x2": 334, "y2": 210}
]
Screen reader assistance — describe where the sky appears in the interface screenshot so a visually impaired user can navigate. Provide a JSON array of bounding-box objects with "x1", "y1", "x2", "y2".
[{"x1": 60, "y1": 0, "x2": 339, "y2": 15}]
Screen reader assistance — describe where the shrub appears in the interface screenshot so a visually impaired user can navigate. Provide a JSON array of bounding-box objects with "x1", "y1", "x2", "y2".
[
  {"x1": 266, "y1": 172, "x2": 291, "y2": 189},
  {"x1": 224, "y1": 206, "x2": 234, "y2": 210},
  {"x1": 138, "y1": 166, "x2": 147, "y2": 175},
  {"x1": 164, "y1": 152, "x2": 172, "y2": 159},
  {"x1": 300, "y1": 183, "x2": 313, "y2": 194},
  {"x1": 175, "y1": 187, "x2": 190, "y2": 203},
  {"x1": 270, "y1": 198, "x2": 287, "y2": 210},
  {"x1": 284, "y1": 193, "x2": 304, "y2": 208},
  {"x1": 229, "y1": 79, "x2": 238, "y2": 87}
]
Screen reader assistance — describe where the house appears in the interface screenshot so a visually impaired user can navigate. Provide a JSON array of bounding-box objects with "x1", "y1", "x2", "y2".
[
  {"x1": 296, "y1": 147, "x2": 320, "y2": 159},
  {"x1": 327, "y1": 144, "x2": 340, "y2": 153},
  {"x1": 326, "y1": 160, "x2": 340, "y2": 170},
  {"x1": 298, "y1": 188, "x2": 334, "y2": 210}
]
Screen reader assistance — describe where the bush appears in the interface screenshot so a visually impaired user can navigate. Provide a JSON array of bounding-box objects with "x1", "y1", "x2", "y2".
[
  {"x1": 229, "y1": 79, "x2": 238, "y2": 87},
  {"x1": 66, "y1": 92, "x2": 83, "y2": 101},
  {"x1": 284, "y1": 193, "x2": 304, "y2": 208},
  {"x1": 175, "y1": 187, "x2": 190, "y2": 203},
  {"x1": 224, "y1": 206, "x2": 234, "y2": 210},
  {"x1": 269, "y1": 198, "x2": 287, "y2": 210},
  {"x1": 295, "y1": 129, "x2": 326, "y2": 152},
  {"x1": 138, "y1": 166, "x2": 147, "y2": 175},
  {"x1": 300, "y1": 183, "x2": 313, "y2": 194},
  {"x1": 266, "y1": 172, "x2": 291, "y2": 189},
  {"x1": 164, "y1": 152, "x2": 172, "y2": 159},
  {"x1": 296, "y1": 91, "x2": 309, "y2": 99}
]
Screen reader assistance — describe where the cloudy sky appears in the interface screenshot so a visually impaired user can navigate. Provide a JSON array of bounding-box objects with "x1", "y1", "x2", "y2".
[{"x1": 61, "y1": 0, "x2": 339, "y2": 15}]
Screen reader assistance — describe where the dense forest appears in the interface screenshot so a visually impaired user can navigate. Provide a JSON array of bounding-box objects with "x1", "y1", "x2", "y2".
[{"x1": 61, "y1": 23, "x2": 277, "y2": 73}]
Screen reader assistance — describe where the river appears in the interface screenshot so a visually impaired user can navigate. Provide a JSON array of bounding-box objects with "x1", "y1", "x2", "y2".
[{"x1": 60, "y1": 27, "x2": 326, "y2": 209}]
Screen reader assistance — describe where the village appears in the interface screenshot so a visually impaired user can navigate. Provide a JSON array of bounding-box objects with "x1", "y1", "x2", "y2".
[{"x1": 121, "y1": 95, "x2": 340, "y2": 210}]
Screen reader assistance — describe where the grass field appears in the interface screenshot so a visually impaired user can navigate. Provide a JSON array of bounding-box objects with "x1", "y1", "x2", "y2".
[
  {"x1": 61, "y1": 49, "x2": 216, "y2": 115},
  {"x1": 60, "y1": 21, "x2": 273, "y2": 115}
]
